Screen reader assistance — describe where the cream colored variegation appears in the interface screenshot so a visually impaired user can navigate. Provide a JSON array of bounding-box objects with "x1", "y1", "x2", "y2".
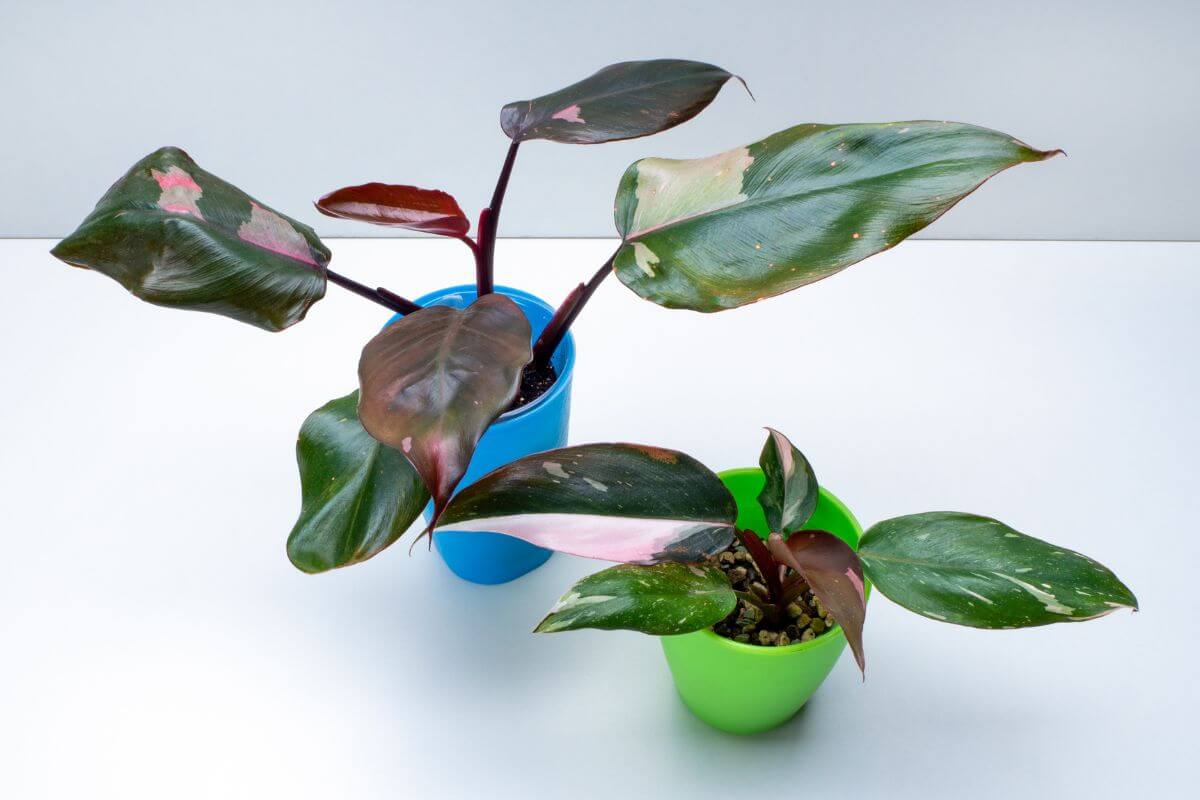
[{"x1": 627, "y1": 146, "x2": 753, "y2": 239}]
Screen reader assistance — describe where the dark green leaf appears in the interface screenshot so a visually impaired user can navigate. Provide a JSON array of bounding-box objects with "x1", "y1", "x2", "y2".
[
  {"x1": 768, "y1": 532, "x2": 867, "y2": 675},
  {"x1": 757, "y1": 427, "x2": 818, "y2": 535},
  {"x1": 535, "y1": 563, "x2": 735, "y2": 635},
  {"x1": 287, "y1": 391, "x2": 429, "y2": 573},
  {"x1": 501, "y1": 59, "x2": 744, "y2": 144},
  {"x1": 613, "y1": 121, "x2": 1061, "y2": 311},
  {"x1": 859, "y1": 512, "x2": 1138, "y2": 628},
  {"x1": 435, "y1": 443, "x2": 737, "y2": 564},
  {"x1": 51, "y1": 146, "x2": 329, "y2": 331},
  {"x1": 357, "y1": 295, "x2": 531, "y2": 522}
]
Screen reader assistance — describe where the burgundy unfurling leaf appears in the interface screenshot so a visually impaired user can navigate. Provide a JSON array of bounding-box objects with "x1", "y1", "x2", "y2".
[
  {"x1": 768, "y1": 531, "x2": 867, "y2": 676},
  {"x1": 316, "y1": 182, "x2": 470, "y2": 237}
]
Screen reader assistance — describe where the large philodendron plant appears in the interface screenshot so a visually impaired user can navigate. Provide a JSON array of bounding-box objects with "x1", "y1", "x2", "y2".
[
  {"x1": 431, "y1": 429, "x2": 1136, "y2": 676},
  {"x1": 49, "y1": 59, "x2": 1062, "y2": 573}
]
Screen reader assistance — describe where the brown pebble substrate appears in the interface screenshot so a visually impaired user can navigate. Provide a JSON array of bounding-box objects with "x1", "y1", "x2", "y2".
[{"x1": 709, "y1": 539, "x2": 837, "y2": 647}]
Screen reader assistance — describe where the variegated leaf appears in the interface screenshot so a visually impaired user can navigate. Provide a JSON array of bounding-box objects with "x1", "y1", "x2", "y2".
[
  {"x1": 51, "y1": 147, "x2": 329, "y2": 331},
  {"x1": 501, "y1": 59, "x2": 743, "y2": 144},
  {"x1": 535, "y1": 563, "x2": 735, "y2": 635},
  {"x1": 357, "y1": 295, "x2": 532, "y2": 522},
  {"x1": 757, "y1": 427, "x2": 818, "y2": 535},
  {"x1": 858, "y1": 513, "x2": 1138, "y2": 628},
  {"x1": 315, "y1": 182, "x2": 470, "y2": 237},
  {"x1": 613, "y1": 121, "x2": 1061, "y2": 311},
  {"x1": 287, "y1": 391, "x2": 429, "y2": 573},
  {"x1": 434, "y1": 443, "x2": 737, "y2": 564}
]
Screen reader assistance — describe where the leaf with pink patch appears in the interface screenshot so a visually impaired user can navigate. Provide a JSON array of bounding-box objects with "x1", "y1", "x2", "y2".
[
  {"x1": 316, "y1": 183, "x2": 470, "y2": 237},
  {"x1": 51, "y1": 146, "x2": 328, "y2": 331}
]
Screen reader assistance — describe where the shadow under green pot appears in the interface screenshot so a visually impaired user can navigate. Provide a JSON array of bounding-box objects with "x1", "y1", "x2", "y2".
[{"x1": 660, "y1": 468, "x2": 869, "y2": 735}]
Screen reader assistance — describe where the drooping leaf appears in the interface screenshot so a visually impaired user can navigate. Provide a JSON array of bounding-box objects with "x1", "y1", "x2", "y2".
[
  {"x1": 757, "y1": 427, "x2": 818, "y2": 535},
  {"x1": 435, "y1": 443, "x2": 737, "y2": 564},
  {"x1": 315, "y1": 183, "x2": 470, "y2": 237},
  {"x1": 768, "y1": 531, "x2": 867, "y2": 675},
  {"x1": 357, "y1": 295, "x2": 532, "y2": 522},
  {"x1": 51, "y1": 146, "x2": 329, "y2": 331},
  {"x1": 501, "y1": 59, "x2": 744, "y2": 145},
  {"x1": 286, "y1": 391, "x2": 430, "y2": 573},
  {"x1": 858, "y1": 512, "x2": 1138, "y2": 628},
  {"x1": 612, "y1": 121, "x2": 1062, "y2": 311},
  {"x1": 535, "y1": 563, "x2": 735, "y2": 635}
]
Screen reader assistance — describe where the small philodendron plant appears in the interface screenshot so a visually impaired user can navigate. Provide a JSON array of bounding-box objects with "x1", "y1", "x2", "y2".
[
  {"x1": 50, "y1": 58, "x2": 1062, "y2": 574},
  {"x1": 430, "y1": 429, "x2": 1137, "y2": 676}
]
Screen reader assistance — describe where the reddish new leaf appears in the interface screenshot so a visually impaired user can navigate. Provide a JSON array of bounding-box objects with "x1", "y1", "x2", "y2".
[
  {"x1": 768, "y1": 531, "x2": 867, "y2": 677},
  {"x1": 316, "y1": 182, "x2": 470, "y2": 237}
]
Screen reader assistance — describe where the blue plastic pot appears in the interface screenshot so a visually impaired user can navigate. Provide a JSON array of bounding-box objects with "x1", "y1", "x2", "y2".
[{"x1": 384, "y1": 284, "x2": 575, "y2": 584}]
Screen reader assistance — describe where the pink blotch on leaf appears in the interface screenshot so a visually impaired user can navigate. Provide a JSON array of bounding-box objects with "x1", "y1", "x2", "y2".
[
  {"x1": 151, "y1": 167, "x2": 204, "y2": 219},
  {"x1": 551, "y1": 104, "x2": 585, "y2": 124},
  {"x1": 846, "y1": 567, "x2": 866, "y2": 604},
  {"x1": 237, "y1": 202, "x2": 317, "y2": 265}
]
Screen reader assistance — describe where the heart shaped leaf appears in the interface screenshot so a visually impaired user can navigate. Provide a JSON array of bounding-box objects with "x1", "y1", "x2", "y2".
[
  {"x1": 51, "y1": 146, "x2": 329, "y2": 331},
  {"x1": 357, "y1": 295, "x2": 532, "y2": 522},
  {"x1": 287, "y1": 391, "x2": 430, "y2": 573},
  {"x1": 535, "y1": 563, "x2": 735, "y2": 635},
  {"x1": 758, "y1": 427, "x2": 818, "y2": 535},
  {"x1": 501, "y1": 59, "x2": 744, "y2": 144},
  {"x1": 613, "y1": 121, "x2": 1062, "y2": 311},
  {"x1": 435, "y1": 443, "x2": 737, "y2": 564},
  {"x1": 858, "y1": 512, "x2": 1138, "y2": 628},
  {"x1": 315, "y1": 183, "x2": 470, "y2": 237},
  {"x1": 768, "y1": 531, "x2": 867, "y2": 676}
]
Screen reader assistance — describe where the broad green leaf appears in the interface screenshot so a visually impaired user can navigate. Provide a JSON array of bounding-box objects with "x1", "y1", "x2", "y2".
[
  {"x1": 859, "y1": 512, "x2": 1138, "y2": 628},
  {"x1": 612, "y1": 121, "x2": 1062, "y2": 311},
  {"x1": 768, "y1": 531, "x2": 867, "y2": 675},
  {"x1": 757, "y1": 427, "x2": 818, "y2": 535},
  {"x1": 535, "y1": 563, "x2": 735, "y2": 635},
  {"x1": 435, "y1": 443, "x2": 737, "y2": 564},
  {"x1": 315, "y1": 182, "x2": 470, "y2": 237},
  {"x1": 357, "y1": 295, "x2": 531, "y2": 522},
  {"x1": 501, "y1": 59, "x2": 744, "y2": 144},
  {"x1": 287, "y1": 391, "x2": 429, "y2": 573},
  {"x1": 51, "y1": 146, "x2": 329, "y2": 331}
]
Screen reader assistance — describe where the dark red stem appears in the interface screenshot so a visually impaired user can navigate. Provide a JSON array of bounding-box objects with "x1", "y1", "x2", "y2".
[
  {"x1": 475, "y1": 140, "x2": 520, "y2": 296},
  {"x1": 736, "y1": 528, "x2": 784, "y2": 608},
  {"x1": 530, "y1": 250, "x2": 617, "y2": 367},
  {"x1": 327, "y1": 268, "x2": 421, "y2": 315},
  {"x1": 472, "y1": 210, "x2": 493, "y2": 295}
]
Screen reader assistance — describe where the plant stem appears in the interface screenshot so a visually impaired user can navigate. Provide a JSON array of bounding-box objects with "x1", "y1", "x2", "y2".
[
  {"x1": 475, "y1": 139, "x2": 520, "y2": 296},
  {"x1": 530, "y1": 249, "x2": 618, "y2": 367},
  {"x1": 735, "y1": 528, "x2": 784, "y2": 608},
  {"x1": 327, "y1": 268, "x2": 421, "y2": 315}
]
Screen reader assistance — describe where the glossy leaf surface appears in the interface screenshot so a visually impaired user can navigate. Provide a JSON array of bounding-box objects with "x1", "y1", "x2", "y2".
[
  {"x1": 287, "y1": 392, "x2": 429, "y2": 573},
  {"x1": 51, "y1": 146, "x2": 329, "y2": 331},
  {"x1": 768, "y1": 531, "x2": 867, "y2": 675},
  {"x1": 859, "y1": 513, "x2": 1138, "y2": 628},
  {"x1": 315, "y1": 183, "x2": 470, "y2": 237},
  {"x1": 435, "y1": 443, "x2": 737, "y2": 564},
  {"x1": 501, "y1": 59, "x2": 742, "y2": 144},
  {"x1": 613, "y1": 121, "x2": 1062, "y2": 311},
  {"x1": 757, "y1": 427, "x2": 818, "y2": 535},
  {"x1": 535, "y1": 563, "x2": 735, "y2": 635},
  {"x1": 357, "y1": 295, "x2": 531, "y2": 520}
]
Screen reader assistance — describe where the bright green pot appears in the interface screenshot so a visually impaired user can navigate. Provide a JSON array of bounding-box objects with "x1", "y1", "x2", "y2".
[{"x1": 659, "y1": 467, "x2": 866, "y2": 735}]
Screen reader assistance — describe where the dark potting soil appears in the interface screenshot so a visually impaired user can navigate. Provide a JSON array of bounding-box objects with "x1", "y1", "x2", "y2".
[
  {"x1": 709, "y1": 540, "x2": 838, "y2": 648},
  {"x1": 509, "y1": 361, "x2": 558, "y2": 410}
]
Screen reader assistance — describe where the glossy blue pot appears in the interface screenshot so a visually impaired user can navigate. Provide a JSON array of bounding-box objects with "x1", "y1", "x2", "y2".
[{"x1": 385, "y1": 284, "x2": 575, "y2": 584}]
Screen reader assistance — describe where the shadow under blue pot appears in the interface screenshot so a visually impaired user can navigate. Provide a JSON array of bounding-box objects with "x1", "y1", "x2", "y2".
[{"x1": 384, "y1": 284, "x2": 575, "y2": 585}]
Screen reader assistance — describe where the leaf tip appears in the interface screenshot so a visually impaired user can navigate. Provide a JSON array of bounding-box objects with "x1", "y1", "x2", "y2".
[{"x1": 732, "y1": 74, "x2": 755, "y2": 102}]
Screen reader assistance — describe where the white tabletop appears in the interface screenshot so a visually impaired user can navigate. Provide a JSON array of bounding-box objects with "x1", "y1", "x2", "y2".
[{"x1": 1, "y1": 238, "x2": 1194, "y2": 799}]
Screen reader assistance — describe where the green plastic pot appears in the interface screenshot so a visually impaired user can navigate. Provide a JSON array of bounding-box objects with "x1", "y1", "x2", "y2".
[{"x1": 660, "y1": 467, "x2": 866, "y2": 734}]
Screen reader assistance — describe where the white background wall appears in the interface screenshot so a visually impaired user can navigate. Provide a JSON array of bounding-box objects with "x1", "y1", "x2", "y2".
[{"x1": 2, "y1": 0, "x2": 1196, "y2": 240}]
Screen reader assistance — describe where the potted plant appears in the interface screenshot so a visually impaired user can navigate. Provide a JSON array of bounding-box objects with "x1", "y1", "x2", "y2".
[
  {"x1": 48, "y1": 59, "x2": 1062, "y2": 584},
  {"x1": 429, "y1": 428, "x2": 1137, "y2": 734}
]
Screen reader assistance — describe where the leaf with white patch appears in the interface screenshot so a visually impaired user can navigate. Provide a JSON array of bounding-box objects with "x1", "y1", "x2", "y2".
[
  {"x1": 435, "y1": 443, "x2": 737, "y2": 564},
  {"x1": 535, "y1": 563, "x2": 735, "y2": 635},
  {"x1": 501, "y1": 59, "x2": 744, "y2": 144},
  {"x1": 757, "y1": 427, "x2": 818, "y2": 535},
  {"x1": 768, "y1": 531, "x2": 867, "y2": 676},
  {"x1": 315, "y1": 182, "x2": 470, "y2": 237},
  {"x1": 357, "y1": 295, "x2": 532, "y2": 523},
  {"x1": 859, "y1": 512, "x2": 1138, "y2": 628},
  {"x1": 612, "y1": 121, "x2": 1062, "y2": 311},
  {"x1": 287, "y1": 391, "x2": 429, "y2": 573},
  {"x1": 51, "y1": 146, "x2": 328, "y2": 331}
]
